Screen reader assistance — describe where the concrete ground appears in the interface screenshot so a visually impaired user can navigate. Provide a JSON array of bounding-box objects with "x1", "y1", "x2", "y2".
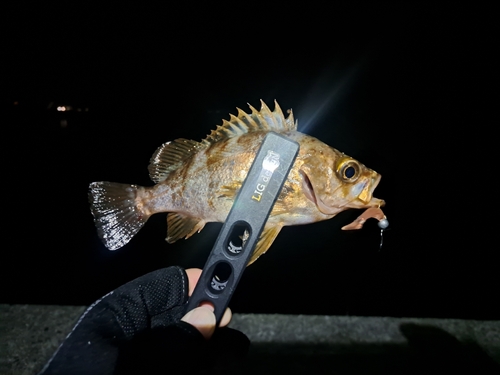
[{"x1": 1, "y1": 304, "x2": 499, "y2": 374}]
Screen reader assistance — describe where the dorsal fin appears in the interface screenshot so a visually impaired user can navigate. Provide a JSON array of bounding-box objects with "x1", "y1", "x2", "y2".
[
  {"x1": 201, "y1": 100, "x2": 297, "y2": 146},
  {"x1": 148, "y1": 100, "x2": 296, "y2": 183},
  {"x1": 148, "y1": 138, "x2": 206, "y2": 183}
]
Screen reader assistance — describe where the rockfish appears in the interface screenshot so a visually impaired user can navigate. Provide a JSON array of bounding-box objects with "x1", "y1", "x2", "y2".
[{"x1": 89, "y1": 100, "x2": 384, "y2": 265}]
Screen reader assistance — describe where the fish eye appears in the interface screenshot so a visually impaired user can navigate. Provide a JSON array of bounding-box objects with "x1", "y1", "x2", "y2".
[
  {"x1": 338, "y1": 160, "x2": 360, "y2": 182},
  {"x1": 344, "y1": 166, "x2": 355, "y2": 178}
]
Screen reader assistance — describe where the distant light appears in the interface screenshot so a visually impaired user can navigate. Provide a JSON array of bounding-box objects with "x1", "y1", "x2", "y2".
[{"x1": 57, "y1": 106, "x2": 66, "y2": 112}]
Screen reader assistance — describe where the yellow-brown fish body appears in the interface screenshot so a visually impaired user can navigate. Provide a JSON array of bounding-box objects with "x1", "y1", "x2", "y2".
[{"x1": 89, "y1": 101, "x2": 384, "y2": 264}]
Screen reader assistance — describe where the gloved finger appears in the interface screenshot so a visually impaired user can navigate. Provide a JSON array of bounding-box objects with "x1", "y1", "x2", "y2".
[
  {"x1": 106, "y1": 266, "x2": 190, "y2": 337},
  {"x1": 181, "y1": 306, "x2": 215, "y2": 339},
  {"x1": 182, "y1": 305, "x2": 233, "y2": 339},
  {"x1": 195, "y1": 301, "x2": 233, "y2": 327},
  {"x1": 185, "y1": 268, "x2": 232, "y2": 328}
]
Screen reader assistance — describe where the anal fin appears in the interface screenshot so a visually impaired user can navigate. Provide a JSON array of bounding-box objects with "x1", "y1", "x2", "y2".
[
  {"x1": 166, "y1": 213, "x2": 206, "y2": 243},
  {"x1": 247, "y1": 224, "x2": 283, "y2": 266}
]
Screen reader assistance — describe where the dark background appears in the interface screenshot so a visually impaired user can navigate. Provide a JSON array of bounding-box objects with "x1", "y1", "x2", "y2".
[{"x1": 2, "y1": 3, "x2": 497, "y2": 319}]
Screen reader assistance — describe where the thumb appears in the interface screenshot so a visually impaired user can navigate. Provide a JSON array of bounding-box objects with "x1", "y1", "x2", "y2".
[{"x1": 181, "y1": 306, "x2": 216, "y2": 339}]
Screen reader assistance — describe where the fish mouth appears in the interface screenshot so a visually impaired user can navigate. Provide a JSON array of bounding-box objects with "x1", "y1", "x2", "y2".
[
  {"x1": 300, "y1": 170, "x2": 384, "y2": 215},
  {"x1": 348, "y1": 174, "x2": 385, "y2": 209}
]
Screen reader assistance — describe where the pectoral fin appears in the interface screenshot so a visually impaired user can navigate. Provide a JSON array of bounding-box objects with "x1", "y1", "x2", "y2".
[
  {"x1": 166, "y1": 213, "x2": 206, "y2": 243},
  {"x1": 247, "y1": 224, "x2": 283, "y2": 266},
  {"x1": 217, "y1": 182, "x2": 242, "y2": 200}
]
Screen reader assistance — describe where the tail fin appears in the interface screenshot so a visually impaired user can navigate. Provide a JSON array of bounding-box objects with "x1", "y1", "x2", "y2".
[{"x1": 88, "y1": 182, "x2": 149, "y2": 250}]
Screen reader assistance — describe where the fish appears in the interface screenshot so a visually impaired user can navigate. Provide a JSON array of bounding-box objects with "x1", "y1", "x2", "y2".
[{"x1": 89, "y1": 100, "x2": 385, "y2": 265}]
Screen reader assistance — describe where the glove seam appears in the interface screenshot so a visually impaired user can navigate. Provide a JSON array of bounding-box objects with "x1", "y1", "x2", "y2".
[{"x1": 37, "y1": 290, "x2": 115, "y2": 374}]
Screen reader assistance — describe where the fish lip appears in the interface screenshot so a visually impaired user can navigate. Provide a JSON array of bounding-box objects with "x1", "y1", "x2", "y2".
[
  {"x1": 359, "y1": 174, "x2": 381, "y2": 204},
  {"x1": 345, "y1": 174, "x2": 384, "y2": 209}
]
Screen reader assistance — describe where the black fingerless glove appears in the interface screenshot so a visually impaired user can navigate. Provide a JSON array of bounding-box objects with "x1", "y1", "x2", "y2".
[{"x1": 39, "y1": 266, "x2": 249, "y2": 375}]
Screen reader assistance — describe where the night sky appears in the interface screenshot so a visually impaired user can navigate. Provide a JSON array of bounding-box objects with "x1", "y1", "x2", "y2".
[{"x1": 3, "y1": 3, "x2": 497, "y2": 320}]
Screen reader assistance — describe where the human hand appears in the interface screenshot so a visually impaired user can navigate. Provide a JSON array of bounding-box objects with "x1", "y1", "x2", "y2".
[
  {"x1": 181, "y1": 268, "x2": 232, "y2": 339},
  {"x1": 39, "y1": 266, "x2": 248, "y2": 375}
]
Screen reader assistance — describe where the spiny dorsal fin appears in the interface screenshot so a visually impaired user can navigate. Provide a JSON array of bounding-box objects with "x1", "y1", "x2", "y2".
[
  {"x1": 202, "y1": 100, "x2": 297, "y2": 146},
  {"x1": 148, "y1": 138, "x2": 206, "y2": 183}
]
